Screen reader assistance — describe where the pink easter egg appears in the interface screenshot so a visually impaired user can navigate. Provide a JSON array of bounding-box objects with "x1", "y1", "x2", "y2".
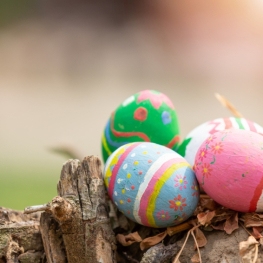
[{"x1": 194, "y1": 129, "x2": 263, "y2": 212}]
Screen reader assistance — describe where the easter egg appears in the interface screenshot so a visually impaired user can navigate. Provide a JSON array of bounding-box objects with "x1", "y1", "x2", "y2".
[
  {"x1": 194, "y1": 129, "x2": 263, "y2": 212},
  {"x1": 101, "y1": 90, "x2": 180, "y2": 163},
  {"x1": 177, "y1": 117, "x2": 263, "y2": 167},
  {"x1": 103, "y1": 142, "x2": 199, "y2": 228}
]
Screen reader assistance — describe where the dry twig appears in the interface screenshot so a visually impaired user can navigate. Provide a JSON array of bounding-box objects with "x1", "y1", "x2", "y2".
[{"x1": 215, "y1": 93, "x2": 243, "y2": 118}]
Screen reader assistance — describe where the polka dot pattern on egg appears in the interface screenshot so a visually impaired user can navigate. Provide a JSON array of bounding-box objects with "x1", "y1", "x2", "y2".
[{"x1": 104, "y1": 142, "x2": 199, "y2": 228}]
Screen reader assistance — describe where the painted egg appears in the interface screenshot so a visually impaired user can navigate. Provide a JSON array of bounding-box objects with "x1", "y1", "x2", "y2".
[
  {"x1": 194, "y1": 129, "x2": 263, "y2": 212},
  {"x1": 101, "y1": 90, "x2": 180, "y2": 163},
  {"x1": 177, "y1": 117, "x2": 263, "y2": 167},
  {"x1": 103, "y1": 142, "x2": 199, "y2": 228}
]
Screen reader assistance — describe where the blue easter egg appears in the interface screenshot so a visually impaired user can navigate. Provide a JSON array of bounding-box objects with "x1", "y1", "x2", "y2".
[{"x1": 104, "y1": 142, "x2": 199, "y2": 228}]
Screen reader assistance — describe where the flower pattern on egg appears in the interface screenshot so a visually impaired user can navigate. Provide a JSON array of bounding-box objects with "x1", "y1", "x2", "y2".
[
  {"x1": 201, "y1": 163, "x2": 213, "y2": 178},
  {"x1": 162, "y1": 111, "x2": 171, "y2": 125},
  {"x1": 211, "y1": 142, "x2": 224, "y2": 154},
  {"x1": 174, "y1": 175, "x2": 188, "y2": 190},
  {"x1": 156, "y1": 210, "x2": 171, "y2": 221},
  {"x1": 198, "y1": 148, "x2": 207, "y2": 161},
  {"x1": 169, "y1": 194, "x2": 187, "y2": 211}
]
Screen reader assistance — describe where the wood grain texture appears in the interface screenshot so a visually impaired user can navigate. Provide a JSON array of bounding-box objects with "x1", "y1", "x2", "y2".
[
  {"x1": 41, "y1": 156, "x2": 117, "y2": 263},
  {"x1": 0, "y1": 208, "x2": 44, "y2": 263}
]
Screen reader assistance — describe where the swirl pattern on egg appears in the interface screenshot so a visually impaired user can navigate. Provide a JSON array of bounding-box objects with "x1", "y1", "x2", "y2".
[{"x1": 101, "y1": 90, "x2": 180, "y2": 163}]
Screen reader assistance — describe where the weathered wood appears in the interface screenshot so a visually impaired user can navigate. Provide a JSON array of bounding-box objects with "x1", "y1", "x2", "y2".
[
  {"x1": 37, "y1": 156, "x2": 117, "y2": 263},
  {"x1": 40, "y1": 212, "x2": 66, "y2": 263},
  {"x1": 80, "y1": 157, "x2": 117, "y2": 262},
  {"x1": 18, "y1": 251, "x2": 43, "y2": 263},
  {"x1": 0, "y1": 208, "x2": 44, "y2": 263}
]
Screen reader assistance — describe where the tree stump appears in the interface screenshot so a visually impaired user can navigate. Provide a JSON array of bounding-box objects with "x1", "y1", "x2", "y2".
[
  {"x1": 0, "y1": 208, "x2": 44, "y2": 263},
  {"x1": 0, "y1": 156, "x2": 118, "y2": 262},
  {"x1": 39, "y1": 156, "x2": 117, "y2": 263}
]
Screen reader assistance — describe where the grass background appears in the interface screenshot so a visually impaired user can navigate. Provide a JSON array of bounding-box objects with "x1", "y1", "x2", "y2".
[{"x1": 1, "y1": 163, "x2": 58, "y2": 209}]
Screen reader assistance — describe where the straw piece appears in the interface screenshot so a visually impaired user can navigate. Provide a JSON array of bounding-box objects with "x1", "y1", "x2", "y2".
[
  {"x1": 172, "y1": 224, "x2": 202, "y2": 263},
  {"x1": 215, "y1": 93, "x2": 243, "y2": 118}
]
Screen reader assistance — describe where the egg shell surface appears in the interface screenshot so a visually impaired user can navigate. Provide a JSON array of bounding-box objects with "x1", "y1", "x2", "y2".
[
  {"x1": 104, "y1": 142, "x2": 199, "y2": 228},
  {"x1": 101, "y1": 90, "x2": 180, "y2": 163},
  {"x1": 194, "y1": 129, "x2": 263, "y2": 212},
  {"x1": 177, "y1": 117, "x2": 263, "y2": 167}
]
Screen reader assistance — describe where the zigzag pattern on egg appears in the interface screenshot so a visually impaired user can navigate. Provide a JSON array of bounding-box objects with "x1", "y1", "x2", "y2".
[{"x1": 177, "y1": 117, "x2": 263, "y2": 167}]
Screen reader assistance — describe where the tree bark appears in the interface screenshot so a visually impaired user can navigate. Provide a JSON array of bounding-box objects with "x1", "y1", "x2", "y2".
[
  {"x1": 39, "y1": 212, "x2": 66, "y2": 263},
  {"x1": 0, "y1": 208, "x2": 44, "y2": 263},
  {"x1": 1, "y1": 156, "x2": 117, "y2": 263},
  {"x1": 39, "y1": 156, "x2": 117, "y2": 263}
]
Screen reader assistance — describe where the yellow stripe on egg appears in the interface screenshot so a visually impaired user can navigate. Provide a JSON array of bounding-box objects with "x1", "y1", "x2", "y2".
[{"x1": 146, "y1": 162, "x2": 190, "y2": 227}]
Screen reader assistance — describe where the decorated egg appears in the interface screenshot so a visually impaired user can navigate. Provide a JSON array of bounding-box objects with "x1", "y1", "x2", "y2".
[
  {"x1": 194, "y1": 129, "x2": 263, "y2": 212},
  {"x1": 177, "y1": 117, "x2": 263, "y2": 167},
  {"x1": 101, "y1": 90, "x2": 180, "y2": 163},
  {"x1": 103, "y1": 142, "x2": 199, "y2": 228}
]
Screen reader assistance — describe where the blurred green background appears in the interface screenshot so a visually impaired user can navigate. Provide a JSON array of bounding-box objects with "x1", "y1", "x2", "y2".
[
  {"x1": 1, "y1": 0, "x2": 263, "y2": 210},
  {"x1": 0, "y1": 1, "x2": 35, "y2": 27}
]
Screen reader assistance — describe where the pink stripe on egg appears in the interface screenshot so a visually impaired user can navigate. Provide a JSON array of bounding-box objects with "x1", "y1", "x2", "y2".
[
  {"x1": 223, "y1": 118, "x2": 232, "y2": 129},
  {"x1": 138, "y1": 158, "x2": 183, "y2": 226},
  {"x1": 108, "y1": 143, "x2": 140, "y2": 198},
  {"x1": 249, "y1": 175, "x2": 263, "y2": 212},
  {"x1": 246, "y1": 119, "x2": 257, "y2": 132}
]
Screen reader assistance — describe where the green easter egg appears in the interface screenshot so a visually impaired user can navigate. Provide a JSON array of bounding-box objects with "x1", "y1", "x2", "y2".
[{"x1": 102, "y1": 90, "x2": 180, "y2": 163}]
